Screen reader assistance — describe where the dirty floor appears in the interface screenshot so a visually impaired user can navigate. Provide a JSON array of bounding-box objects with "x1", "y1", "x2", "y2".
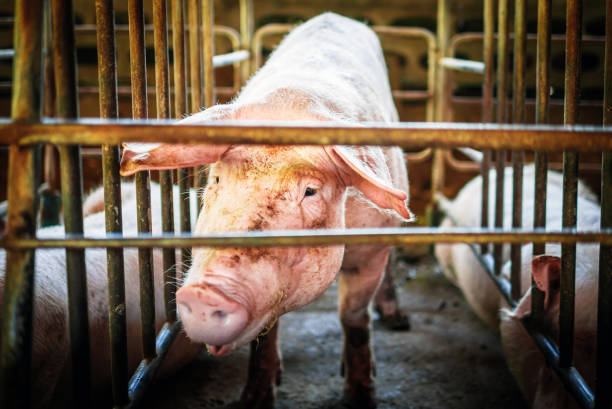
[{"x1": 145, "y1": 255, "x2": 527, "y2": 409}]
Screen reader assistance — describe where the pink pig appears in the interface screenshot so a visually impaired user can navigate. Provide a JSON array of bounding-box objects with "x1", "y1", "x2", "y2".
[{"x1": 120, "y1": 12, "x2": 413, "y2": 408}]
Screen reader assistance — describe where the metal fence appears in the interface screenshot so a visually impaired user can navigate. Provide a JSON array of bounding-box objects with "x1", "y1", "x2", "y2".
[{"x1": 0, "y1": 0, "x2": 611, "y2": 408}]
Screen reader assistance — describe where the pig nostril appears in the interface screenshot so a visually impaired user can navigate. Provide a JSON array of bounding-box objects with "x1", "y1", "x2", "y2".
[
  {"x1": 179, "y1": 302, "x2": 192, "y2": 314},
  {"x1": 212, "y1": 310, "x2": 227, "y2": 320}
]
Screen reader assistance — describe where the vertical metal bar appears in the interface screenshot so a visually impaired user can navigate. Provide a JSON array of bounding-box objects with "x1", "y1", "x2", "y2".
[
  {"x1": 51, "y1": 0, "x2": 91, "y2": 406},
  {"x1": 595, "y1": 1, "x2": 612, "y2": 406},
  {"x1": 153, "y1": 0, "x2": 177, "y2": 323},
  {"x1": 480, "y1": 0, "x2": 494, "y2": 254},
  {"x1": 172, "y1": 0, "x2": 192, "y2": 278},
  {"x1": 239, "y1": 0, "x2": 253, "y2": 80},
  {"x1": 510, "y1": 0, "x2": 526, "y2": 301},
  {"x1": 494, "y1": 0, "x2": 509, "y2": 276},
  {"x1": 0, "y1": 0, "x2": 43, "y2": 407},
  {"x1": 128, "y1": 0, "x2": 156, "y2": 361},
  {"x1": 195, "y1": 0, "x2": 214, "y2": 205},
  {"x1": 532, "y1": 0, "x2": 552, "y2": 317},
  {"x1": 560, "y1": 0, "x2": 582, "y2": 369},
  {"x1": 95, "y1": 0, "x2": 129, "y2": 405},
  {"x1": 431, "y1": 0, "x2": 450, "y2": 210},
  {"x1": 188, "y1": 0, "x2": 202, "y2": 113}
]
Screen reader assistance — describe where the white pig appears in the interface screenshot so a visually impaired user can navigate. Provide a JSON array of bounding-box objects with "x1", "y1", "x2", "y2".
[
  {"x1": 434, "y1": 164, "x2": 598, "y2": 329},
  {"x1": 119, "y1": 12, "x2": 413, "y2": 408},
  {"x1": 0, "y1": 183, "x2": 202, "y2": 408}
]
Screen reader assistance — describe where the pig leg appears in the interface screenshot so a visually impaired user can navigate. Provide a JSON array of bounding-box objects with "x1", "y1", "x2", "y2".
[
  {"x1": 339, "y1": 246, "x2": 391, "y2": 409},
  {"x1": 239, "y1": 322, "x2": 282, "y2": 409},
  {"x1": 373, "y1": 247, "x2": 410, "y2": 330}
]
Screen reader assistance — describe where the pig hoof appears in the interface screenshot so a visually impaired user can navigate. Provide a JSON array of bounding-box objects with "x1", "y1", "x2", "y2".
[
  {"x1": 377, "y1": 309, "x2": 410, "y2": 331},
  {"x1": 239, "y1": 386, "x2": 275, "y2": 409},
  {"x1": 343, "y1": 384, "x2": 376, "y2": 409}
]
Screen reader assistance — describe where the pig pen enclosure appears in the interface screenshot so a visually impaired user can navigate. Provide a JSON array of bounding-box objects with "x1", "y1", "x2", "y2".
[{"x1": 0, "y1": 0, "x2": 611, "y2": 408}]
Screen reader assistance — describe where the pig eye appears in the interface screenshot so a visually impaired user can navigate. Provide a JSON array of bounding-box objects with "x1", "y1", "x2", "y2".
[
  {"x1": 215, "y1": 176, "x2": 219, "y2": 184},
  {"x1": 304, "y1": 187, "x2": 317, "y2": 197}
]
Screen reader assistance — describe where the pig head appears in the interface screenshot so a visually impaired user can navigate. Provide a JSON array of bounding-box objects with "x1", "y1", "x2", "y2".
[{"x1": 120, "y1": 124, "x2": 412, "y2": 356}]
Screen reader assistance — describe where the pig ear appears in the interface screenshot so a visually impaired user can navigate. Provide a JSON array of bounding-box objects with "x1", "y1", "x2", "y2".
[
  {"x1": 120, "y1": 104, "x2": 235, "y2": 176},
  {"x1": 119, "y1": 143, "x2": 229, "y2": 176},
  {"x1": 532, "y1": 255, "x2": 561, "y2": 310},
  {"x1": 324, "y1": 146, "x2": 414, "y2": 221}
]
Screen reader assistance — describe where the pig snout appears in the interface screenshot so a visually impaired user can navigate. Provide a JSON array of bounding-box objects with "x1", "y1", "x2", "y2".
[{"x1": 177, "y1": 284, "x2": 249, "y2": 350}]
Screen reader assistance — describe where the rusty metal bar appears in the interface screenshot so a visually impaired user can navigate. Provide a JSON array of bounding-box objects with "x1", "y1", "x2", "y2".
[
  {"x1": 239, "y1": 0, "x2": 253, "y2": 80},
  {"x1": 481, "y1": 0, "x2": 494, "y2": 254},
  {"x1": 153, "y1": 0, "x2": 177, "y2": 325},
  {"x1": 0, "y1": 0, "x2": 43, "y2": 406},
  {"x1": 532, "y1": 0, "x2": 552, "y2": 318},
  {"x1": 510, "y1": 0, "x2": 526, "y2": 301},
  {"x1": 3, "y1": 121, "x2": 612, "y2": 151},
  {"x1": 494, "y1": 0, "x2": 509, "y2": 276},
  {"x1": 596, "y1": 1, "x2": 612, "y2": 407},
  {"x1": 171, "y1": 0, "x2": 192, "y2": 280},
  {"x1": 560, "y1": 0, "x2": 582, "y2": 369},
  {"x1": 188, "y1": 0, "x2": 202, "y2": 113},
  {"x1": 128, "y1": 0, "x2": 156, "y2": 362},
  {"x1": 1, "y1": 228, "x2": 611, "y2": 250},
  {"x1": 51, "y1": 0, "x2": 91, "y2": 406},
  {"x1": 95, "y1": 0, "x2": 129, "y2": 405}
]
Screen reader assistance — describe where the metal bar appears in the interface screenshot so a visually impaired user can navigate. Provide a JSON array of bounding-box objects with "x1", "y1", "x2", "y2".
[
  {"x1": 510, "y1": 0, "x2": 526, "y2": 301},
  {"x1": 95, "y1": 0, "x2": 129, "y2": 405},
  {"x1": 128, "y1": 0, "x2": 156, "y2": 362},
  {"x1": 560, "y1": 0, "x2": 582, "y2": 369},
  {"x1": 481, "y1": 0, "x2": 494, "y2": 254},
  {"x1": 153, "y1": 0, "x2": 177, "y2": 324},
  {"x1": 188, "y1": 0, "x2": 202, "y2": 113},
  {"x1": 3, "y1": 121, "x2": 612, "y2": 152},
  {"x1": 532, "y1": 0, "x2": 552, "y2": 318},
  {"x1": 51, "y1": 0, "x2": 91, "y2": 406},
  {"x1": 126, "y1": 322, "x2": 182, "y2": 408},
  {"x1": 439, "y1": 57, "x2": 484, "y2": 73},
  {"x1": 0, "y1": 0, "x2": 43, "y2": 406},
  {"x1": 494, "y1": 0, "x2": 509, "y2": 276},
  {"x1": 212, "y1": 50, "x2": 249, "y2": 67},
  {"x1": 595, "y1": 1, "x2": 612, "y2": 406},
  {"x1": 1, "y1": 228, "x2": 611, "y2": 250},
  {"x1": 0, "y1": 49, "x2": 14, "y2": 59},
  {"x1": 239, "y1": 0, "x2": 253, "y2": 80}
]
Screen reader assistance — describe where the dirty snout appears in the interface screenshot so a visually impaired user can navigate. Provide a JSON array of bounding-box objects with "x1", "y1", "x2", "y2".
[{"x1": 176, "y1": 284, "x2": 249, "y2": 352}]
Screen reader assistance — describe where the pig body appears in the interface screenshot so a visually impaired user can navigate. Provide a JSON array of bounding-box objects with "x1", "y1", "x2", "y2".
[
  {"x1": 120, "y1": 13, "x2": 412, "y2": 408},
  {"x1": 0, "y1": 183, "x2": 202, "y2": 408},
  {"x1": 434, "y1": 164, "x2": 598, "y2": 330},
  {"x1": 500, "y1": 243, "x2": 599, "y2": 409}
]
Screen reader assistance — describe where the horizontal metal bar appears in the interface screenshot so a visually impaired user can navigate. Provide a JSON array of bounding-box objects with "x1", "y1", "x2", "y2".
[
  {"x1": 440, "y1": 57, "x2": 485, "y2": 73},
  {"x1": 391, "y1": 90, "x2": 433, "y2": 101},
  {"x1": 0, "y1": 49, "x2": 14, "y2": 60},
  {"x1": 1, "y1": 120, "x2": 611, "y2": 152},
  {"x1": 126, "y1": 321, "x2": 184, "y2": 409},
  {"x1": 212, "y1": 49, "x2": 249, "y2": 67},
  {"x1": 1, "y1": 228, "x2": 611, "y2": 249}
]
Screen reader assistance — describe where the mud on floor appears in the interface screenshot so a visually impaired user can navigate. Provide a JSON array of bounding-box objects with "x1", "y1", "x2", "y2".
[{"x1": 145, "y1": 255, "x2": 527, "y2": 409}]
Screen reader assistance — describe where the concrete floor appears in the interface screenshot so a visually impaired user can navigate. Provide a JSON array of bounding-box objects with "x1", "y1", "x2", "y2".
[{"x1": 145, "y1": 255, "x2": 527, "y2": 409}]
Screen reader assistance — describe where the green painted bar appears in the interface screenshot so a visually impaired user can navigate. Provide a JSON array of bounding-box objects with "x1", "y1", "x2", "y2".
[
  {"x1": 95, "y1": 0, "x2": 129, "y2": 405},
  {"x1": 0, "y1": 0, "x2": 43, "y2": 407}
]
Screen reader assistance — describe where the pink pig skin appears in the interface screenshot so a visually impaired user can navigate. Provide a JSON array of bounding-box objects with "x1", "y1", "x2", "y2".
[
  {"x1": 120, "y1": 12, "x2": 412, "y2": 408},
  {"x1": 0, "y1": 183, "x2": 202, "y2": 408}
]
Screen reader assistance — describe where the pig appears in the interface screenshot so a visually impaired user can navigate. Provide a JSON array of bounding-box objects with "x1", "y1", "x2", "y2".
[
  {"x1": 119, "y1": 12, "x2": 413, "y2": 408},
  {"x1": 434, "y1": 164, "x2": 598, "y2": 330},
  {"x1": 0, "y1": 182, "x2": 202, "y2": 408},
  {"x1": 500, "y1": 244, "x2": 599, "y2": 409}
]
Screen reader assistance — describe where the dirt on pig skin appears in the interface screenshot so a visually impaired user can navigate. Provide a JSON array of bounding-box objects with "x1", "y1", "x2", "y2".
[{"x1": 145, "y1": 255, "x2": 527, "y2": 409}]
